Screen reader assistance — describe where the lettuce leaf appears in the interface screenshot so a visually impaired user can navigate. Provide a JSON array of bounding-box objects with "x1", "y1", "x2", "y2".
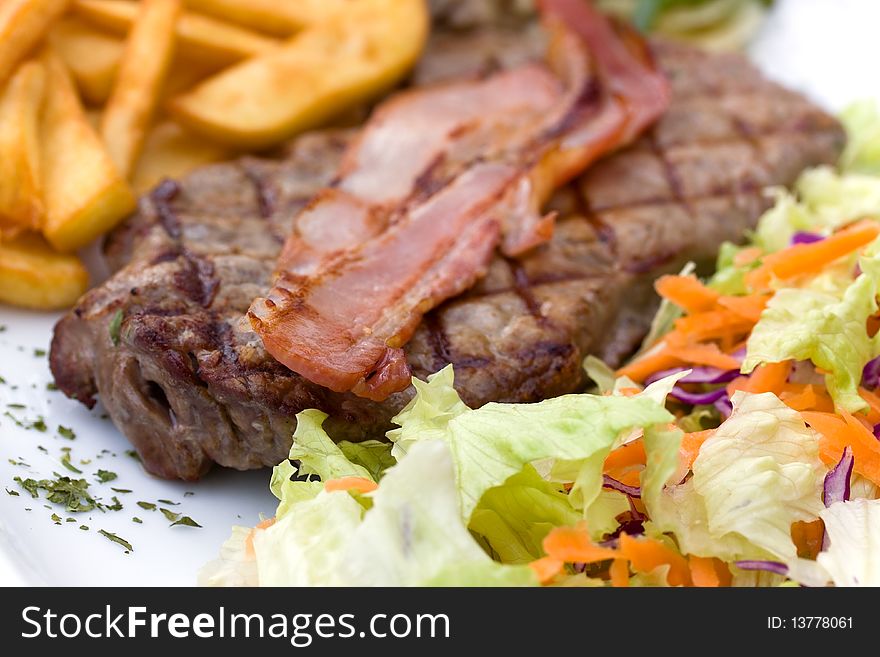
[
  {"x1": 342, "y1": 441, "x2": 536, "y2": 586},
  {"x1": 796, "y1": 167, "x2": 880, "y2": 232},
  {"x1": 254, "y1": 489, "x2": 365, "y2": 586},
  {"x1": 288, "y1": 409, "x2": 373, "y2": 481},
  {"x1": 742, "y1": 246, "x2": 880, "y2": 412},
  {"x1": 840, "y1": 100, "x2": 880, "y2": 174},
  {"x1": 817, "y1": 498, "x2": 880, "y2": 586},
  {"x1": 388, "y1": 366, "x2": 674, "y2": 522},
  {"x1": 644, "y1": 392, "x2": 826, "y2": 579},
  {"x1": 469, "y1": 465, "x2": 581, "y2": 564}
]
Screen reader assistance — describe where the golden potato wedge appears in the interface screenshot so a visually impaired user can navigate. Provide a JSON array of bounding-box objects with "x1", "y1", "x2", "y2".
[
  {"x1": 48, "y1": 16, "x2": 123, "y2": 105},
  {"x1": 183, "y1": 0, "x2": 351, "y2": 36},
  {"x1": 101, "y1": 0, "x2": 180, "y2": 178},
  {"x1": 0, "y1": 0, "x2": 70, "y2": 85},
  {"x1": 41, "y1": 50, "x2": 136, "y2": 253},
  {"x1": 0, "y1": 60, "x2": 46, "y2": 238},
  {"x1": 132, "y1": 121, "x2": 231, "y2": 193},
  {"x1": 170, "y1": 0, "x2": 429, "y2": 149},
  {"x1": 0, "y1": 232, "x2": 89, "y2": 310},
  {"x1": 74, "y1": 0, "x2": 280, "y2": 66}
]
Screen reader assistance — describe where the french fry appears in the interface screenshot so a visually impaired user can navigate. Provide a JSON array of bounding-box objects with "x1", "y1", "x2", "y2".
[
  {"x1": 0, "y1": 0, "x2": 69, "y2": 85},
  {"x1": 0, "y1": 60, "x2": 46, "y2": 237},
  {"x1": 100, "y1": 0, "x2": 180, "y2": 178},
  {"x1": 132, "y1": 121, "x2": 231, "y2": 194},
  {"x1": 41, "y1": 50, "x2": 136, "y2": 253},
  {"x1": 74, "y1": 0, "x2": 280, "y2": 66},
  {"x1": 0, "y1": 232, "x2": 89, "y2": 310},
  {"x1": 182, "y1": 0, "x2": 351, "y2": 36},
  {"x1": 48, "y1": 16, "x2": 124, "y2": 105},
  {"x1": 170, "y1": 0, "x2": 429, "y2": 149}
]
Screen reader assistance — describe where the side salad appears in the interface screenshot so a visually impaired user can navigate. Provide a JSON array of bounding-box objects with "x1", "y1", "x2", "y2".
[{"x1": 201, "y1": 102, "x2": 880, "y2": 587}]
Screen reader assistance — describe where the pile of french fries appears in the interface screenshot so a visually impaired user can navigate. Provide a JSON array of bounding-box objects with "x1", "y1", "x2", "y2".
[{"x1": 0, "y1": 0, "x2": 428, "y2": 310}]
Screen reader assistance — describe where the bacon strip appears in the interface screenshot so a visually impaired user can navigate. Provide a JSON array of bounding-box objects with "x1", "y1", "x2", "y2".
[{"x1": 250, "y1": 0, "x2": 670, "y2": 400}]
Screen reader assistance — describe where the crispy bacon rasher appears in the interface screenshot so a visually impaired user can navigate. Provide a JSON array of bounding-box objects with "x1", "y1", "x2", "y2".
[{"x1": 249, "y1": 0, "x2": 670, "y2": 401}]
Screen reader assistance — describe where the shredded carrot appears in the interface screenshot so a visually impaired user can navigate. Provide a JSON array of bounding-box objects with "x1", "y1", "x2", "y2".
[
  {"x1": 609, "y1": 558, "x2": 630, "y2": 587},
  {"x1": 801, "y1": 411, "x2": 880, "y2": 485},
  {"x1": 245, "y1": 517, "x2": 277, "y2": 558},
  {"x1": 679, "y1": 429, "x2": 715, "y2": 471},
  {"x1": 324, "y1": 476, "x2": 378, "y2": 494},
  {"x1": 791, "y1": 520, "x2": 824, "y2": 560},
  {"x1": 543, "y1": 524, "x2": 619, "y2": 564},
  {"x1": 688, "y1": 556, "x2": 726, "y2": 587},
  {"x1": 529, "y1": 556, "x2": 564, "y2": 585},
  {"x1": 618, "y1": 533, "x2": 691, "y2": 587},
  {"x1": 733, "y1": 246, "x2": 763, "y2": 268},
  {"x1": 717, "y1": 293, "x2": 769, "y2": 323},
  {"x1": 739, "y1": 361, "x2": 792, "y2": 395},
  {"x1": 617, "y1": 387, "x2": 642, "y2": 397},
  {"x1": 672, "y1": 310, "x2": 753, "y2": 343},
  {"x1": 859, "y1": 387, "x2": 880, "y2": 424},
  {"x1": 616, "y1": 345, "x2": 683, "y2": 382},
  {"x1": 779, "y1": 384, "x2": 819, "y2": 412},
  {"x1": 726, "y1": 375, "x2": 750, "y2": 397},
  {"x1": 664, "y1": 342, "x2": 742, "y2": 371},
  {"x1": 655, "y1": 274, "x2": 720, "y2": 314},
  {"x1": 746, "y1": 220, "x2": 880, "y2": 290},
  {"x1": 604, "y1": 439, "x2": 646, "y2": 472}
]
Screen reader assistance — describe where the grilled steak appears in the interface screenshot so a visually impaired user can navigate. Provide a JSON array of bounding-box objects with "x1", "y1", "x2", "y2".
[{"x1": 50, "y1": 30, "x2": 845, "y2": 480}]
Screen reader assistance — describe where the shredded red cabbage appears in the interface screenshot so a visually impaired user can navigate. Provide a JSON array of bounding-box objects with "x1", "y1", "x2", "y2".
[
  {"x1": 602, "y1": 474, "x2": 641, "y2": 499},
  {"x1": 645, "y1": 366, "x2": 739, "y2": 386},
  {"x1": 791, "y1": 231, "x2": 824, "y2": 245},
  {"x1": 735, "y1": 560, "x2": 789, "y2": 576},
  {"x1": 862, "y1": 356, "x2": 880, "y2": 389},
  {"x1": 669, "y1": 386, "x2": 728, "y2": 406},
  {"x1": 823, "y1": 446, "x2": 853, "y2": 508},
  {"x1": 714, "y1": 395, "x2": 733, "y2": 418},
  {"x1": 873, "y1": 423, "x2": 880, "y2": 440}
]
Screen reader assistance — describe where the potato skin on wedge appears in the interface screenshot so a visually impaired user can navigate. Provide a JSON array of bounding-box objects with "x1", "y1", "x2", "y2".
[
  {"x1": 40, "y1": 50, "x2": 136, "y2": 253},
  {"x1": 0, "y1": 232, "x2": 89, "y2": 310},
  {"x1": 170, "y1": 0, "x2": 429, "y2": 149}
]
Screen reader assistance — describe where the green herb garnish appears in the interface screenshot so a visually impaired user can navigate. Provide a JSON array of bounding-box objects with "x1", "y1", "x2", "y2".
[
  {"x1": 14, "y1": 475, "x2": 98, "y2": 512},
  {"x1": 57, "y1": 425, "x2": 76, "y2": 440},
  {"x1": 98, "y1": 529, "x2": 133, "y2": 552},
  {"x1": 60, "y1": 453, "x2": 83, "y2": 474},
  {"x1": 95, "y1": 469, "x2": 117, "y2": 483},
  {"x1": 104, "y1": 496, "x2": 123, "y2": 511},
  {"x1": 136, "y1": 501, "x2": 156, "y2": 511},
  {"x1": 109, "y1": 310, "x2": 123, "y2": 347},
  {"x1": 132, "y1": 517, "x2": 143, "y2": 524},
  {"x1": 171, "y1": 516, "x2": 201, "y2": 528},
  {"x1": 33, "y1": 348, "x2": 46, "y2": 357},
  {"x1": 46, "y1": 382, "x2": 58, "y2": 391},
  {"x1": 160, "y1": 508, "x2": 180, "y2": 522},
  {"x1": 79, "y1": 525, "x2": 89, "y2": 531},
  {"x1": 5, "y1": 488, "x2": 19, "y2": 496},
  {"x1": 111, "y1": 487, "x2": 132, "y2": 494},
  {"x1": 157, "y1": 499, "x2": 178, "y2": 505}
]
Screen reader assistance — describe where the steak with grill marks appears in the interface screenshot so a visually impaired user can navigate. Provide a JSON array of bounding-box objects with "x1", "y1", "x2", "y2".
[{"x1": 49, "y1": 33, "x2": 845, "y2": 480}]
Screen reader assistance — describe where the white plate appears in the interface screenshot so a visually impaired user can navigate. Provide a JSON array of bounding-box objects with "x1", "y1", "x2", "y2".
[{"x1": 2, "y1": 0, "x2": 879, "y2": 587}]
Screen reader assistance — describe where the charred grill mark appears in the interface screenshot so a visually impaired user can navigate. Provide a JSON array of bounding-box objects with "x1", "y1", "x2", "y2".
[
  {"x1": 242, "y1": 165, "x2": 277, "y2": 219},
  {"x1": 424, "y1": 312, "x2": 491, "y2": 371},
  {"x1": 505, "y1": 256, "x2": 545, "y2": 320},
  {"x1": 150, "y1": 179, "x2": 183, "y2": 239},
  {"x1": 648, "y1": 128, "x2": 695, "y2": 219},
  {"x1": 731, "y1": 116, "x2": 773, "y2": 181},
  {"x1": 173, "y1": 250, "x2": 219, "y2": 308},
  {"x1": 574, "y1": 182, "x2": 618, "y2": 253}
]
